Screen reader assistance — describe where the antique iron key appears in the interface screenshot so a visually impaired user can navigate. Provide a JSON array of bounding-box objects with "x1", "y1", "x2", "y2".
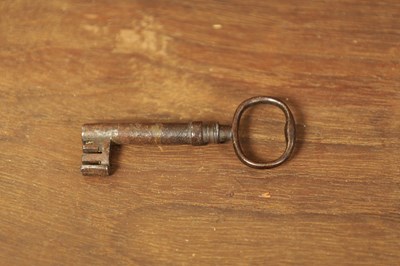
[{"x1": 81, "y1": 96, "x2": 296, "y2": 176}]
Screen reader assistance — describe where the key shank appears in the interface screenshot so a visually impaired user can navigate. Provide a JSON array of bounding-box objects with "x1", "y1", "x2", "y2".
[
  {"x1": 81, "y1": 122, "x2": 232, "y2": 176},
  {"x1": 82, "y1": 122, "x2": 232, "y2": 146}
]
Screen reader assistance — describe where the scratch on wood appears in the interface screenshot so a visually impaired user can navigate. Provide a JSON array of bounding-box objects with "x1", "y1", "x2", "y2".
[
  {"x1": 259, "y1": 192, "x2": 271, "y2": 199},
  {"x1": 212, "y1": 24, "x2": 222, "y2": 30}
]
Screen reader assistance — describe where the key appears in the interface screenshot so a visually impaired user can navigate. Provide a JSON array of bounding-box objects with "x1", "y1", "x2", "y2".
[{"x1": 81, "y1": 96, "x2": 296, "y2": 176}]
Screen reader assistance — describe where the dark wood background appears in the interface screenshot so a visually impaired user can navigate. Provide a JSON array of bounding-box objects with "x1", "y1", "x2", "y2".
[{"x1": 1, "y1": 0, "x2": 399, "y2": 265}]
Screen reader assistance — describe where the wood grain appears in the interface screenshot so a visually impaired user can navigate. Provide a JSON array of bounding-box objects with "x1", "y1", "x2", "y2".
[{"x1": 1, "y1": 0, "x2": 399, "y2": 265}]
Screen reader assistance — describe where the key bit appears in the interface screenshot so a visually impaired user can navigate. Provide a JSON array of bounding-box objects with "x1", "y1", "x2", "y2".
[{"x1": 81, "y1": 96, "x2": 296, "y2": 176}]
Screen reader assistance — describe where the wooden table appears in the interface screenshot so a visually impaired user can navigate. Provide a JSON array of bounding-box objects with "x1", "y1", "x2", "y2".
[{"x1": 1, "y1": 0, "x2": 399, "y2": 265}]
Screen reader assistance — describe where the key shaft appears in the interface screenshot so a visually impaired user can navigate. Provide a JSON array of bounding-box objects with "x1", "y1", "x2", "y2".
[
  {"x1": 81, "y1": 122, "x2": 231, "y2": 176},
  {"x1": 82, "y1": 122, "x2": 232, "y2": 146}
]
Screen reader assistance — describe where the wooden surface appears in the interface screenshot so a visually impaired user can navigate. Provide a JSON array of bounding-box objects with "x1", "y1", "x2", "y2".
[{"x1": 1, "y1": 0, "x2": 399, "y2": 265}]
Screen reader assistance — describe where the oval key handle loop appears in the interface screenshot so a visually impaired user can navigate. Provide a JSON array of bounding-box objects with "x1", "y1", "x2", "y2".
[{"x1": 232, "y1": 96, "x2": 296, "y2": 169}]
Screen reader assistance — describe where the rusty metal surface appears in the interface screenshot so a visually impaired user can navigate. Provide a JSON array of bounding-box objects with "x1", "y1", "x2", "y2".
[
  {"x1": 231, "y1": 96, "x2": 296, "y2": 169},
  {"x1": 82, "y1": 122, "x2": 231, "y2": 145},
  {"x1": 81, "y1": 97, "x2": 296, "y2": 176}
]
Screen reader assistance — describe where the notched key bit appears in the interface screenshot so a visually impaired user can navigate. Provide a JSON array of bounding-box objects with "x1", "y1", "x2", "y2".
[
  {"x1": 81, "y1": 139, "x2": 111, "y2": 175},
  {"x1": 81, "y1": 96, "x2": 296, "y2": 176}
]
